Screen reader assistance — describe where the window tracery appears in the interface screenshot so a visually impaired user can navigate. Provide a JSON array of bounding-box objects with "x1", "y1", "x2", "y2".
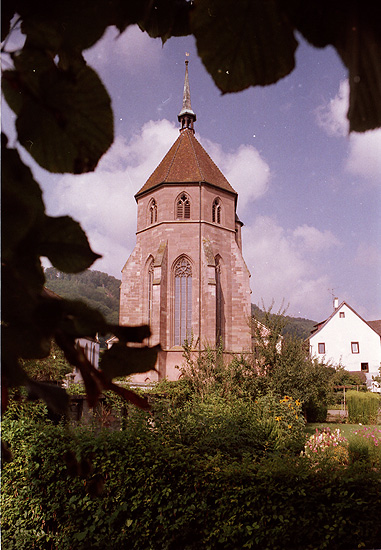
[
  {"x1": 212, "y1": 198, "x2": 221, "y2": 224},
  {"x1": 174, "y1": 257, "x2": 192, "y2": 345},
  {"x1": 149, "y1": 199, "x2": 157, "y2": 224},
  {"x1": 176, "y1": 193, "x2": 191, "y2": 219}
]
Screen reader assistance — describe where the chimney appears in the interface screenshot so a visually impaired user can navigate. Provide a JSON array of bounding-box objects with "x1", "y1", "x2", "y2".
[{"x1": 333, "y1": 297, "x2": 339, "y2": 310}]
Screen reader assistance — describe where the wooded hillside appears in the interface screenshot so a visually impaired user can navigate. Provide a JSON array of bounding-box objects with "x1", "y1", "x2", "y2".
[
  {"x1": 45, "y1": 269, "x2": 316, "y2": 340},
  {"x1": 251, "y1": 304, "x2": 316, "y2": 340},
  {"x1": 45, "y1": 268, "x2": 120, "y2": 325}
]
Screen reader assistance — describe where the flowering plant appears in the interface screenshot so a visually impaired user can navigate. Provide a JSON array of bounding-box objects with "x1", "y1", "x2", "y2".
[
  {"x1": 256, "y1": 394, "x2": 306, "y2": 452},
  {"x1": 353, "y1": 426, "x2": 381, "y2": 447},
  {"x1": 303, "y1": 427, "x2": 348, "y2": 465}
]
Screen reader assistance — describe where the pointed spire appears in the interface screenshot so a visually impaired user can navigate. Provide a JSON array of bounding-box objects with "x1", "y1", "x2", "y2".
[{"x1": 178, "y1": 54, "x2": 196, "y2": 132}]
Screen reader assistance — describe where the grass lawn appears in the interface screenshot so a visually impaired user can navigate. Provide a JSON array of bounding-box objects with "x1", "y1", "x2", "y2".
[{"x1": 305, "y1": 423, "x2": 380, "y2": 439}]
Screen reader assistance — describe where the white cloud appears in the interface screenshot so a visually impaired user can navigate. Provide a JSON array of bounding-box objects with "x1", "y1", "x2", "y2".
[
  {"x1": 293, "y1": 225, "x2": 341, "y2": 252},
  {"x1": 84, "y1": 25, "x2": 162, "y2": 72},
  {"x1": 41, "y1": 119, "x2": 270, "y2": 279},
  {"x1": 200, "y1": 139, "x2": 271, "y2": 210},
  {"x1": 316, "y1": 80, "x2": 349, "y2": 137},
  {"x1": 42, "y1": 120, "x2": 179, "y2": 278},
  {"x1": 317, "y1": 80, "x2": 381, "y2": 183},
  {"x1": 346, "y1": 129, "x2": 381, "y2": 182},
  {"x1": 243, "y1": 216, "x2": 340, "y2": 319}
]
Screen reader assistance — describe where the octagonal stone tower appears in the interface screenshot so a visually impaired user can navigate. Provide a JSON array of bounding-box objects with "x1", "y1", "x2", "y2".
[{"x1": 120, "y1": 60, "x2": 252, "y2": 382}]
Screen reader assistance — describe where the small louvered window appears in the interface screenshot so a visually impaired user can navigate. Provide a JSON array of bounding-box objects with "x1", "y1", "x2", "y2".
[{"x1": 177, "y1": 194, "x2": 190, "y2": 219}]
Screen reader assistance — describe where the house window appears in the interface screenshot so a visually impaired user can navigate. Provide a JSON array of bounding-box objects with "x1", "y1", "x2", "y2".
[
  {"x1": 176, "y1": 194, "x2": 190, "y2": 219},
  {"x1": 339, "y1": 312, "x2": 345, "y2": 318},
  {"x1": 147, "y1": 260, "x2": 154, "y2": 326},
  {"x1": 174, "y1": 257, "x2": 192, "y2": 345},
  {"x1": 149, "y1": 199, "x2": 157, "y2": 224},
  {"x1": 212, "y1": 198, "x2": 221, "y2": 224},
  {"x1": 351, "y1": 342, "x2": 360, "y2": 354},
  {"x1": 361, "y1": 363, "x2": 369, "y2": 372},
  {"x1": 318, "y1": 343, "x2": 325, "y2": 354}
]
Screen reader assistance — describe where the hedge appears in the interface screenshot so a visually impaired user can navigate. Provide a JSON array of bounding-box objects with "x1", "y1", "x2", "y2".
[
  {"x1": 346, "y1": 390, "x2": 380, "y2": 424},
  {"x1": 2, "y1": 417, "x2": 381, "y2": 550}
]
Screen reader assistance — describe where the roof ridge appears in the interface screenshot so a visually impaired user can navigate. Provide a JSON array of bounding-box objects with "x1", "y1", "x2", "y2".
[
  {"x1": 163, "y1": 134, "x2": 183, "y2": 182},
  {"x1": 187, "y1": 130, "x2": 205, "y2": 181}
]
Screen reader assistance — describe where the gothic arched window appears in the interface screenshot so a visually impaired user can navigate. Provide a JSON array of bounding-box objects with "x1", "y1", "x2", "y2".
[
  {"x1": 176, "y1": 193, "x2": 191, "y2": 219},
  {"x1": 147, "y1": 259, "x2": 154, "y2": 326},
  {"x1": 174, "y1": 257, "x2": 192, "y2": 345},
  {"x1": 149, "y1": 199, "x2": 157, "y2": 225},
  {"x1": 212, "y1": 198, "x2": 221, "y2": 224},
  {"x1": 215, "y1": 255, "x2": 224, "y2": 347}
]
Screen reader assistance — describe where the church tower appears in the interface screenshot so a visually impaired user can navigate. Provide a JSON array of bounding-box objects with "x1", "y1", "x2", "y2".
[{"x1": 120, "y1": 60, "x2": 252, "y2": 382}]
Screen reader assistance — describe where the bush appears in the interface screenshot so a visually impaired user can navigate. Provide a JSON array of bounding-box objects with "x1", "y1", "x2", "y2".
[
  {"x1": 349, "y1": 427, "x2": 381, "y2": 468},
  {"x1": 2, "y1": 417, "x2": 381, "y2": 550},
  {"x1": 304, "y1": 401, "x2": 327, "y2": 423},
  {"x1": 346, "y1": 390, "x2": 380, "y2": 424},
  {"x1": 348, "y1": 438, "x2": 370, "y2": 466},
  {"x1": 149, "y1": 393, "x2": 305, "y2": 459}
]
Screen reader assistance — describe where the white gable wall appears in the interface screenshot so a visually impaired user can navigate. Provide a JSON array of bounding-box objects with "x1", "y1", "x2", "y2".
[{"x1": 310, "y1": 304, "x2": 381, "y2": 382}]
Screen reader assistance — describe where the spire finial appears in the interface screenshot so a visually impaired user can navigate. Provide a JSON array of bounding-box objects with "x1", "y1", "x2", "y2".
[{"x1": 178, "y1": 54, "x2": 196, "y2": 133}]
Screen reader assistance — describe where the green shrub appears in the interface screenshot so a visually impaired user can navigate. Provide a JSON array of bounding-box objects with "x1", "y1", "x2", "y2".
[
  {"x1": 148, "y1": 393, "x2": 306, "y2": 459},
  {"x1": 348, "y1": 438, "x2": 370, "y2": 465},
  {"x1": 349, "y1": 427, "x2": 381, "y2": 468},
  {"x1": 2, "y1": 418, "x2": 381, "y2": 550},
  {"x1": 304, "y1": 401, "x2": 327, "y2": 423},
  {"x1": 346, "y1": 390, "x2": 380, "y2": 424}
]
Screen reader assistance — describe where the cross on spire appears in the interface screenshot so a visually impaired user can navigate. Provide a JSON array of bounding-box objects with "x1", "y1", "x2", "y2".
[{"x1": 178, "y1": 55, "x2": 196, "y2": 132}]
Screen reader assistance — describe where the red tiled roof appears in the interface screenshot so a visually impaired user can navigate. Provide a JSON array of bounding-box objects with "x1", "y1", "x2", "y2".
[{"x1": 135, "y1": 129, "x2": 237, "y2": 198}]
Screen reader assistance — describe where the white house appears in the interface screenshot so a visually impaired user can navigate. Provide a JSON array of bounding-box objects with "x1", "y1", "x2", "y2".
[{"x1": 309, "y1": 300, "x2": 381, "y2": 392}]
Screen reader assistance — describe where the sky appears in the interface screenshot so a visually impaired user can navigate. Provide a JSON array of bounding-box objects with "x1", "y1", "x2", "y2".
[{"x1": 3, "y1": 25, "x2": 381, "y2": 322}]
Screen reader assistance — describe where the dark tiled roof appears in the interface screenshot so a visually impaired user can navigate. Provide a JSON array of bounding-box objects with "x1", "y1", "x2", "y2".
[
  {"x1": 135, "y1": 129, "x2": 237, "y2": 198},
  {"x1": 367, "y1": 320, "x2": 381, "y2": 336}
]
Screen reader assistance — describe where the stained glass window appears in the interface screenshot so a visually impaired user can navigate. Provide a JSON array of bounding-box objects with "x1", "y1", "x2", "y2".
[
  {"x1": 174, "y1": 258, "x2": 192, "y2": 345},
  {"x1": 147, "y1": 260, "x2": 154, "y2": 326}
]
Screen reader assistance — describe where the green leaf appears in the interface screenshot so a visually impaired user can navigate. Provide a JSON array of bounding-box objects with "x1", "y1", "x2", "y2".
[
  {"x1": 1, "y1": 134, "x2": 45, "y2": 261},
  {"x1": 26, "y1": 379, "x2": 69, "y2": 415},
  {"x1": 1, "y1": 1, "x2": 14, "y2": 41},
  {"x1": 59, "y1": 299, "x2": 107, "y2": 337},
  {"x1": 108, "y1": 324, "x2": 151, "y2": 343},
  {"x1": 38, "y1": 216, "x2": 101, "y2": 273},
  {"x1": 138, "y1": 0, "x2": 192, "y2": 42},
  {"x1": 3, "y1": 49, "x2": 113, "y2": 174},
  {"x1": 108, "y1": 381, "x2": 151, "y2": 410},
  {"x1": 337, "y1": 17, "x2": 381, "y2": 132},
  {"x1": 1, "y1": 347, "x2": 29, "y2": 388},
  {"x1": 284, "y1": 1, "x2": 381, "y2": 132},
  {"x1": 191, "y1": 0, "x2": 298, "y2": 92},
  {"x1": 100, "y1": 343, "x2": 160, "y2": 380},
  {"x1": 18, "y1": 0, "x2": 115, "y2": 53},
  {"x1": 1, "y1": 265, "x2": 49, "y2": 360}
]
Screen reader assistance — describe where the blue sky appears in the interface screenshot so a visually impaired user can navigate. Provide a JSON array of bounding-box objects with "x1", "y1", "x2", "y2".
[{"x1": 3, "y1": 25, "x2": 381, "y2": 322}]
